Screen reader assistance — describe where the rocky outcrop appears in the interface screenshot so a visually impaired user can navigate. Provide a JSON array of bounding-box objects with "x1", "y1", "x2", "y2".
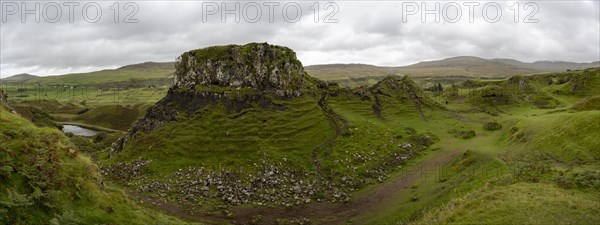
[
  {"x1": 0, "y1": 89, "x2": 6, "y2": 104},
  {"x1": 174, "y1": 43, "x2": 309, "y2": 97},
  {"x1": 110, "y1": 43, "x2": 315, "y2": 156}
]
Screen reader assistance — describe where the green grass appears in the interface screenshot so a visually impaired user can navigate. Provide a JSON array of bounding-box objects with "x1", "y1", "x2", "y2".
[
  {"x1": 571, "y1": 96, "x2": 600, "y2": 112},
  {"x1": 107, "y1": 94, "x2": 332, "y2": 176},
  {"x1": 416, "y1": 182, "x2": 600, "y2": 225},
  {"x1": 351, "y1": 69, "x2": 600, "y2": 224},
  {"x1": 6, "y1": 87, "x2": 165, "y2": 132},
  {"x1": 72, "y1": 103, "x2": 151, "y2": 131},
  {"x1": 4, "y1": 86, "x2": 167, "y2": 105},
  {"x1": 527, "y1": 111, "x2": 600, "y2": 162},
  {"x1": 1, "y1": 61, "x2": 171, "y2": 131},
  {"x1": 0, "y1": 102, "x2": 198, "y2": 224},
  {"x1": 359, "y1": 108, "x2": 600, "y2": 225}
]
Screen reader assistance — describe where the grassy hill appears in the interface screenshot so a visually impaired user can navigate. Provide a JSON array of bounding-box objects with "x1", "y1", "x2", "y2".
[
  {"x1": 2, "y1": 62, "x2": 173, "y2": 86},
  {"x1": 0, "y1": 101, "x2": 197, "y2": 224},
  {"x1": 304, "y1": 64, "x2": 396, "y2": 80},
  {"x1": 0, "y1": 74, "x2": 38, "y2": 83},
  {"x1": 397, "y1": 56, "x2": 541, "y2": 77},
  {"x1": 100, "y1": 44, "x2": 448, "y2": 223}
]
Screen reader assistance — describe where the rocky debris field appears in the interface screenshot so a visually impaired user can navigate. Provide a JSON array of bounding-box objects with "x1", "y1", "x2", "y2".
[{"x1": 101, "y1": 131, "x2": 439, "y2": 214}]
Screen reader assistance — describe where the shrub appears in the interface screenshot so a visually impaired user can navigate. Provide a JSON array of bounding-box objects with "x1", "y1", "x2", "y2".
[
  {"x1": 570, "y1": 96, "x2": 600, "y2": 112},
  {"x1": 411, "y1": 194, "x2": 420, "y2": 202},
  {"x1": 449, "y1": 129, "x2": 477, "y2": 139},
  {"x1": 573, "y1": 170, "x2": 600, "y2": 188},
  {"x1": 532, "y1": 95, "x2": 560, "y2": 109},
  {"x1": 77, "y1": 108, "x2": 89, "y2": 115},
  {"x1": 555, "y1": 174, "x2": 575, "y2": 189},
  {"x1": 556, "y1": 170, "x2": 600, "y2": 189},
  {"x1": 409, "y1": 132, "x2": 439, "y2": 148},
  {"x1": 483, "y1": 121, "x2": 503, "y2": 131},
  {"x1": 513, "y1": 161, "x2": 550, "y2": 182},
  {"x1": 93, "y1": 132, "x2": 108, "y2": 143}
]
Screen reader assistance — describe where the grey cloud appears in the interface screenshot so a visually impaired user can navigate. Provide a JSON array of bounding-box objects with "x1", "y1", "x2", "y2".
[{"x1": 1, "y1": 0, "x2": 599, "y2": 76}]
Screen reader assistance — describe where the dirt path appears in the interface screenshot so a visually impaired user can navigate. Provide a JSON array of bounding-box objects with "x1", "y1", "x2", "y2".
[
  {"x1": 127, "y1": 191, "x2": 230, "y2": 224},
  {"x1": 129, "y1": 150, "x2": 460, "y2": 225}
]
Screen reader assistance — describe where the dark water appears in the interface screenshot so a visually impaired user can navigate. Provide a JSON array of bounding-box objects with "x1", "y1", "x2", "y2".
[{"x1": 62, "y1": 125, "x2": 98, "y2": 137}]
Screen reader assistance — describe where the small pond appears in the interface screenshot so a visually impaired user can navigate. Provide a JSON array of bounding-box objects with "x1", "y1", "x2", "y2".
[{"x1": 62, "y1": 125, "x2": 99, "y2": 137}]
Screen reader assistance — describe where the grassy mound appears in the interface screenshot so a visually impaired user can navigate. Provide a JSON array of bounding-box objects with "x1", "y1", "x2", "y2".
[
  {"x1": 9, "y1": 104, "x2": 59, "y2": 128},
  {"x1": 464, "y1": 76, "x2": 563, "y2": 109},
  {"x1": 563, "y1": 68, "x2": 600, "y2": 96},
  {"x1": 529, "y1": 111, "x2": 600, "y2": 162},
  {"x1": 0, "y1": 103, "x2": 194, "y2": 224},
  {"x1": 109, "y1": 95, "x2": 331, "y2": 173},
  {"x1": 368, "y1": 76, "x2": 443, "y2": 119},
  {"x1": 103, "y1": 75, "x2": 447, "y2": 210},
  {"x1": 416, "y1": 182, "x2": 600, "y2": 225},
  {"x1": 570, "y1": 96, "x2": 600, "y2": 112},
  {"x1": 74, "y1": 104, "x2": 150, "y2": 131},
  {"x1": 483, "y1": 121, "x2": 502, "y2": 131}
]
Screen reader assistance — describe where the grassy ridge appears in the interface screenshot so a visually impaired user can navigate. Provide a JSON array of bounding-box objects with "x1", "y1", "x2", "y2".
[{"x1": 72, "y1": 104, "x2": 151, "y2": 131}]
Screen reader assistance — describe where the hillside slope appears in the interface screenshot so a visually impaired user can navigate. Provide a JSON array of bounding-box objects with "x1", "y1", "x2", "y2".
[{"x1": 0, "y1": 101, "x2": 195, "y2": 224}]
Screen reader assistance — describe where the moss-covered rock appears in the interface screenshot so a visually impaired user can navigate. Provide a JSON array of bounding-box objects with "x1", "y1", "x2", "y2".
[{"x1": 174, "y1": 43, "x2": 312, "y2": 97}]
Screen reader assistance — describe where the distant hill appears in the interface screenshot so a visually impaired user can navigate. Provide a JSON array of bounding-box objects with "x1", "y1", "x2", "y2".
[
  {"x1": 396, "y1": 56, "x2": 541, "y2": 77},
  {"x1": 491, "y1": 58, "x2": 600, "y2": 72},
  {"x1": 304, "y1": 63, "x2": 396, "y2": 80},
  {"x1": 0, "y1": 73, "x2": 38, "y2": 82},
  {"x1": 305, "y1": 56, "x2": 600, "y2": 80},
  {"x1": 118, "y1": 61, "x2": 174, "y2": 70},
  {"x1": 3, "y1": 62, "x2": 174, "y2": 85}
]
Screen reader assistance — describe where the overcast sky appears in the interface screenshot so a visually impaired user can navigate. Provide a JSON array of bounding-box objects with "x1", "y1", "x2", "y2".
[{"x1": 1, "y1": 0, "x2": 599, "y2": 77}]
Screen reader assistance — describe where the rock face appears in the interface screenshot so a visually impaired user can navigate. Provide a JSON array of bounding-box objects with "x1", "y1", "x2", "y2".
[
  {"x1": 110, "y1": 43, "x2": 314, "y2": 156},
  {"x1": 0, "y1": 89, "x2": 6, "y2": 104},
  {"x1": 174, "y1": 43, "x2": 308, "y2": 96}
]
